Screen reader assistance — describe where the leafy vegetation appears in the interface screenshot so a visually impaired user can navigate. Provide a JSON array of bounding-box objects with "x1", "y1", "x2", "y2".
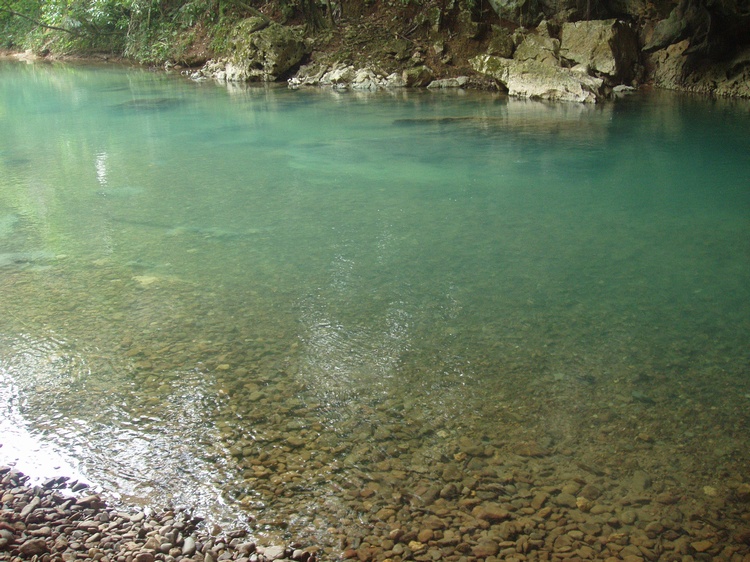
[
  {"x1": 0, "y1": 0, "x2": 281, "y2": 61},
  {"x1": 0, "y1": 0, "x2": 491, "y2": 66}
]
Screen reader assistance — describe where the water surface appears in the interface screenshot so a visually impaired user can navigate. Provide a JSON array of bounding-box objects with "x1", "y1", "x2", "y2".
[{"x1": 1, "y1": 61, "x2": 750, "y2": 555}]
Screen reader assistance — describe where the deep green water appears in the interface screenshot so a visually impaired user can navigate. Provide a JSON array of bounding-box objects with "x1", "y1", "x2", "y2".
[{"x1": 1, "y1": 61, "x2": 750, "y2": 551}]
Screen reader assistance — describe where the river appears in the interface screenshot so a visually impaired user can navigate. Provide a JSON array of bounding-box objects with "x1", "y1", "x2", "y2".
[{"x1": 1, "y1": 60, "x2": 749, "y2": 558}]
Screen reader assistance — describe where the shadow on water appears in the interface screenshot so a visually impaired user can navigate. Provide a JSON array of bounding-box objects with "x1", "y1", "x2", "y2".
[{"x1": 112, "y1": 97, "x2": 185, "y2": 112}]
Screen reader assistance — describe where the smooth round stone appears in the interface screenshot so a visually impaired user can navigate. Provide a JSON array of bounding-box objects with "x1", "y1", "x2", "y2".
[
  {"x1": 620, "y1": 510, "x2": 637, "y2": 525},
  {"x1": 472, "y1": 540, "x2": 499, "y2": 557},
  {"x1": 554, "y1": 492, "x2": 578, "y2": 508},
  {"x1": 182, "y1": 536, "x2": 197, "y2": 555}
]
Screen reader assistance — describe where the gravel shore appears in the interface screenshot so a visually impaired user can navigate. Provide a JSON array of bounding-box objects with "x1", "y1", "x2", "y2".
[{"x1": 0, "y1": 467, "x2": 316, "y2": 562}]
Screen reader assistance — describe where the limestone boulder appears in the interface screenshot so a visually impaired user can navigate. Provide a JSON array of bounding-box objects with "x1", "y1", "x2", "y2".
[
  {"x1": 471, "y1": 55, "x2": 603, "y2": 102},
  {"x1": 486, "y1": 25, "x2": 515, "y2": 58},
  {"x1": 320, "y1": 64, "x2": 357, "y2": 87},
  {"x1": 288, "y1": 62, "x2": 407, "y2": 90},
  {"x1": 486, "y1": 0, "x2": 543, "y2": 26},
  {"x1": 648, "y1": 42, "x2": 750, "y2": 98},
  {"x1": 560, "y1": 19, "x2": 639, "y2": 83},
  {"x1": 513, "y1": 33, "x2": 560, "y2": 65},
  {"x1": 402, "y1": 65, "x2": 435, "y2": 87},
  {"x1": 427, "y1": 76, "x2": 470, "y2": 89},
  {"x1": 199, "y1": 18, "x2": 305, "y2": 82}
]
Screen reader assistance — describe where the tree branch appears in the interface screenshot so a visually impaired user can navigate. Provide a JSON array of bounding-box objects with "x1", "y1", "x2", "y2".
[{"x1": 0, "y1": 4, "x2": 79, "y2": 35}]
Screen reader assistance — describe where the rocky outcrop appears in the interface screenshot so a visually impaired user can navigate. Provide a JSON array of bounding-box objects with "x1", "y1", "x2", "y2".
[
  {"x1": 288, "y1": 61, "x2": 405, "y2": 89},
  {"x1": 643, "y1": 0, "x2": 750, "y2": 61},
  {"x1": 471, "y1": 55, "x2": 603, "y2": 102},
  {"x1": 513, "y1": 32, "x2": 560, "y2": 66},
  {"x1": 485, "y1": 25, "x2": 515, "y2": 58},
  {"x1": 471, "y1": 19, "x2": 638, "y2": 102},
  {"x1": 647, "y1": 41, "x2": 750, "y2": 97},
  {"x1": 470, "y1": 20, "x2": 639, "y2": 103},
  {"x1": 402, "y1": 65, "x2": 435, "y2": 87},
  {"x1": 187, "y1": 2, "x2": 748, "y2": 99},
  {"x1": 640, "y1": 0, "x2": 750, "y2": 97},
  {"x1": 193, "y1": 17, "x2": 305, "y2": 82},
  {"x1": 289, "y1": 61, "x2": 474, "y2": 91},
  {"x1": 426, "y1": 76, "x2": 471, "y2": 88},
  {"x1": 560, "y1": 19, "x2": 640, "y2": 83}
]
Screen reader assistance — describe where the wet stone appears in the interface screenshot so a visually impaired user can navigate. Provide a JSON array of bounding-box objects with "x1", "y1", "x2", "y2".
[
  {"x1": 473, "y1": 503, "x2": 511, "y2": 522},
  {"x1": 19, "y1": 538, "x2": 49, "y2": 556},
  {"x1": 0, "y1": 468, "x2": 309, "y2": 562},
  {"x1": 579, "y1": 484, "x2": 601, "y2": 500},
  {"x1": 692, "y1": 539, "x2": 713, "y2": 552},
  {"x1": 263, "y1": 545, "x2": 287, "y2": 559},
  {"x1": 182, "y1": 535, "x2": 197, "y2": 555},
  {"x1": 472, "y1": 539, "x2": 500, "y2": 557},
  {"x1": 631, "y1": 470, "x2": 652, "y2": 493},
  {"x1": 554, "y1": 492, "x2": 578, "y2": 508},
  {"x1": 620, "y1": 509, "x2": 637, "y2": 525},
  {"x1": 531, "y1": 492, "x2": 548, "y2": 510},
  {"x1": 441, "y1": 464, "x2": 462, "y2": 481}
]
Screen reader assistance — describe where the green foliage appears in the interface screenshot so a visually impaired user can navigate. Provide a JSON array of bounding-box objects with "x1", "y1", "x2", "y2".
[
  {"x1": 0, "y1": 0, "x2": 217, "y2": 60},
  {"x1": 208, "y1": 16, "x2": 235, "y2": 54},
  {"x1": 174, "y1": 0, "x2": 216, "y2": 26},
  {"x1": 0, "y1": 0, "x2": 43, "y2": 48}
]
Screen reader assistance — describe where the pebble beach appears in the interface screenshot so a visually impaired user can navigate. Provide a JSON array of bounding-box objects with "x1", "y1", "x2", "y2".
[{"x1": 0, "y1": 466, "x2": 314, "y2": 562}]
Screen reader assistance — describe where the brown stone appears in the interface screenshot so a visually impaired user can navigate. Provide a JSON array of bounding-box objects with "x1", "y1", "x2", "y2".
[
  {"x1": 423, "y1": 515, "x2": 448, "y2": 530},
  {"x1": 408, "y1": 540, "x2": 427, "y2": 553},
  {"x1": 655, "y1": 493, "x2": 680, "y2": 505},
  {"x1": 579, "y1": 484, "x2": 601, "y2": 500},
  {"x1": 472, "y1": 539, "x2": 499, "y2": 557},
  {"x1": 472, "y1": 503, "x2": 511, "y2": 522},
  {"x1": 736, "y1": 483, "x2": 750, "y2": 502},
  {"x1": 357, "y1": 546, "x2": 377, "y2": 561},
  {"x1": 691, "y1": 540, "x2": 713, "y2": 552},
  {"x1": 530, "y1": 492, "x2": 548, "y2": 510},
  {"x1": 19, "y1": 538, "x2": 49, "y2": 556},
  {"x1": 441, "y1": 463, "x2": 462, "y2": 481},
  {"x1": 77, "y1": 495, "x2": 103, "y2": 508},
  {"x1": 375, "y1": 508, "x2": 396, "y2": 520},
  {"x1": 515, "y1": 442, "x2": 549, "y2": 457},
  {"x1": 736, "y1": 529, "x2": 750, "y2": 544}
]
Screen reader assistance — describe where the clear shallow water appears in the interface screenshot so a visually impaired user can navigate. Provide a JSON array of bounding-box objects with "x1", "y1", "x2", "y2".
[{"x1": 1, "y1": 61, "x2": 750, "y2": 555}]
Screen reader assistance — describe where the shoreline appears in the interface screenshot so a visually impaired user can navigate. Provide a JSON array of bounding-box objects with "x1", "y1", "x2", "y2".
[{"x1": 0, "y1": 466, "x2": 317, "y2": 562}]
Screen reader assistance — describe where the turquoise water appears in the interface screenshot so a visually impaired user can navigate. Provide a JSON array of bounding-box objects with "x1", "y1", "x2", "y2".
[{"x1": 1, "y1": 60, "x2": 750, "y2": 555}]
